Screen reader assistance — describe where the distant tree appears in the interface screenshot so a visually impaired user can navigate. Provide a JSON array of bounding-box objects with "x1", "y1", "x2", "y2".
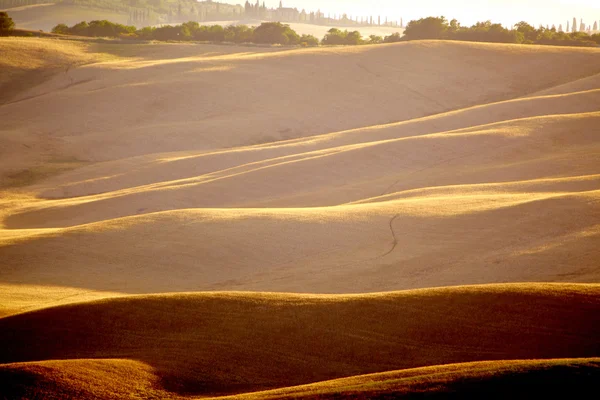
[
  {"x1": 383, "y1": 32, "x2": 402, "y2": 43},
  {"x1": 403, "y1": 16, "x2": 449, "y2": 40},
  {"x1": 51, "y1": 23, "x2": 70, "y2": 35},
  {"x1": 514, "y1": 21, "x2": 537, "y2": 42},
  {"x1": 191, "y1": 25, "x2": 226, "y2": 42},
  {"x1": 153, "y1": 24, "x2": 190, "y2": 41},
  {"x1": 345, "y1": 30, "x2": 363, "y2": 45},
  {"x1": 322, "y1": 28, "x2": 346, "y2": 45},
  {"x1": 448, "y1": 18, "x2": 461, "y2": 34},
  {"x1": 456, "y1": 21, "x2": 522, "y2": 43},
  {"x1": 136, "y1": 26, "x2": 156, "y2": 39},
  {"x1": 368, "y1": 34, "x2": 383, "y2": 44},
  {"x1": 224, "y1": 24, "x2": 254, "y2": 43},
  {"x1": 253, "y1": 22, "x2": 299, "y2": 45},
  {"x1": 0, "y1": 11, "x2": 15, "y2": 35},
  {"x1": 299, "y1": 34, "x2": 319, "y2": 46},
  {"x1": 87, "y1": 20, "x2": 136, "y2": 37},
  {"x1": 321, "y1": 28, "x2": 363, "y2": 45},
  {"x1": 70, "y1": 21, "x2": 89, "y2": 36}
]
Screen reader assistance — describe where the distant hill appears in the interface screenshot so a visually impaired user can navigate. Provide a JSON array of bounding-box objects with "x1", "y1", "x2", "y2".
[{"x1": 5, "y1": 3, "x2": 129, "y2": 31}]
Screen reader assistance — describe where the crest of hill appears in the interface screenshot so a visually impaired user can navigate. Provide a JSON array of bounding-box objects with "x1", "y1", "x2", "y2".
[
  {"x1": 0, "y1": 37, "x2": 99, "y2": 103},
  {"x1": 6, "y1": 3, "x2": 129, "y2": 32},
  {"x1": 0, "y1": 284, "x2": 599, "y2": 396},
  {"x1": 223, "y1": 359, "x2": 600, "y2": 399}
]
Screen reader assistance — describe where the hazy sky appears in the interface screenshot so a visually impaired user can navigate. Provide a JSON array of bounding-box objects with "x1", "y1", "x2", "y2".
[{"x1": 224, "y1": 0, "x2": 600, "y2": 28}]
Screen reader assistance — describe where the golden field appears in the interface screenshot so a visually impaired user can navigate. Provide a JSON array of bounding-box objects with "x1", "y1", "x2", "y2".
[
  {"x1": 1, "y1": 284, "x2": 599, "y2": 397},
  {"x1": 0, "y1": 34, "x2": 599, "y2": 398}
]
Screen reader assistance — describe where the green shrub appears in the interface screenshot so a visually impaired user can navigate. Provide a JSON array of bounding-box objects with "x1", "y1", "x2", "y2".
[
  {"x1": 253, "y1": 22, "x2": 299, "y2": 45},
  {"x1": 322, "y1": 28, "x2": 363, "y2": 45},
  {"x1": 383, "y1": 33, "x2": 402, "y2": 43},
  {"x1": 299, "y1": 34, "x2": 319, "y2": 47},
  {"x1": 0, "y1": 11, "x2": 15, "y2": 35}
]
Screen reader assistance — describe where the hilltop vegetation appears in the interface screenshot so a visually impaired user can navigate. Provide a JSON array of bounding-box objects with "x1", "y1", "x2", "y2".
[
  {"x1": 0, "y1": 11, "x2": 15, "y2": 34},
  {"x1": 3, "y1": 1, "x2": 599, "y2": 47},
  {"x1": 47, "y1": 17, "x2": 600, "y2": 47},
  {"x1": 405, "y1": 17, "x2": 600, "y2": 46}
]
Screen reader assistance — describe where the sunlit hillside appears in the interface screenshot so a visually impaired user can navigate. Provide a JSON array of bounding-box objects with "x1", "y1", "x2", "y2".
[
  {"x1": 1, "y1": 284, "x2": 599, "y2": 397},
  {"x1": 6, "y1": 3, "x2": 129, "y2": 32},
  {"x1": 0, "y1": 32, "x2": 599, "y2": 398},
  {"x1": 1, "y1": 39, "x2": 599, "y2": 296}
]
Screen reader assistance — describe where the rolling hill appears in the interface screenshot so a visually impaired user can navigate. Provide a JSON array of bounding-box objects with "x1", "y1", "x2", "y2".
[
  {"x1": 0, "y1": 36, "x2": 599, "y2": 398},
  {"x1": 1, "y1": 39, "x2": 599, "y2": 295},
  {"x1": 0, "y1": 284, "x2": 599, "y2": 397},
  {"x1": 2, "y1": 358, "x2": 599, "y2": 399},
  {"x1": 5, "y1": 3, "x2": 129, "y2": 33}
]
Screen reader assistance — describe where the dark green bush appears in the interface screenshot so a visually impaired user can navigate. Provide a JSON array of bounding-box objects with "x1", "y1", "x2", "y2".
[
  {"x1": 0, "y1": 11, "x2": 15, "y2": 35},
  {"x1": 322, "y1": 28, "x2": 363, "y2": 45}
]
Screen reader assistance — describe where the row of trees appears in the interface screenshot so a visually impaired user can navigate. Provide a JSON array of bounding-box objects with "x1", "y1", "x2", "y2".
[
  {"x1": 322, "y1": 29, "x2": 403, "y2": 45},
  {"x1": 50, "y1": 19, "x2": 411, "y2": 46},
  {"x1": 52, "y1": 19, "x2": 135, "y2": 37},
  {"x1": 404, "y1": 17, "x2": 600, "y2": 47},
  {"x1": 49, "y1": 19, "x2": 408, "y2": 46},
  {"x1": 51, "y1": 18, "x2": 600, "y2": 48},
  {"x1": 52, "y1": 20, "x2": 321, "y2": 45},
  {"x1": 1, "y1": 9, "x2": 596, "y2": 48}
]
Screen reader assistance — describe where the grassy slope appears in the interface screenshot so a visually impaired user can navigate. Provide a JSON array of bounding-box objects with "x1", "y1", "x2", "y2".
[
  {"x1": 1, "y1": 358, "x2": 598, "y2": 399},
  {"x1": 0, "y1": 283, "x2": 124, "y2": 318},
  {"x1": 0, "y1": 38, "x2": 113, "y2": 189},
  {"x1": 2, "y1": 40, "x2": 600, "y2": 162},
  {"x1": 6, "y1": 3, "x2": 129, "y2": 32},
  {"x1": 226, "y1": 359, "x2": 600, "y2": 400},
  {"x1": 0, "y1": 43, "x2": 599, "y2": 297},
  {"x1": 0, "y1": 39, "x2": 599, "y2": 399},
  {"x1": 0, "y1": 37, "x2": 98, "y2": 104},
  {"x1": 1, "y1": 112, "x2": 598, "y2": 294},
  {"x1": 0, "y1": 284, "x2": 599, "y2": 396}
]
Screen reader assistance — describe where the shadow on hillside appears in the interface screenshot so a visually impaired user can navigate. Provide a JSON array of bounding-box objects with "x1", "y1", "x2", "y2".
[
  {"x1": 0, "y1": 66, "x2": 63, "y2": 105},
  {"x1": 0, "y1": 291, "x2": 598, "y2": 396},
  {"x1": 339, "y1": 362, "x2": 600, "y2": 400}
]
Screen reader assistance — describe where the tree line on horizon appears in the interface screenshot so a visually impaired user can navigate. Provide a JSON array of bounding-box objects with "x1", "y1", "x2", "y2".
[
  {"x1": 404, "y1": 17, "x2": 600, "y2": 47},
  {"x1": 49, "y1": 17, "x2": 600, "y2": 47},
  {"x1": 49, "y1": 19, "x2": 402, "y2": 46},
  {"x1": 1, "y1": 9, "x2": 599, "y2": 47}
]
